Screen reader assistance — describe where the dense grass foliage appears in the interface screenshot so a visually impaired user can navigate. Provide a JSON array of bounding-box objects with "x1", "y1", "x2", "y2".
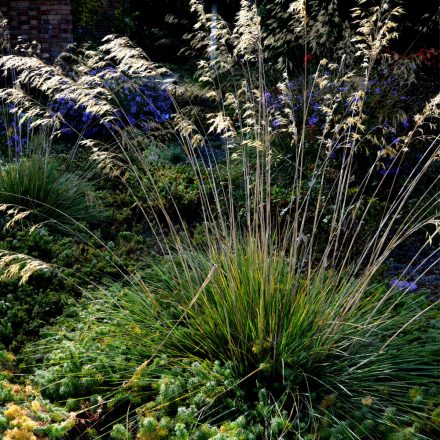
[
  {"x1": 0, "y1": 154, "x2": 104, "y2": 228},
  {"x1": 28, "y1": 244, "x2": 439, "y2": 438}
]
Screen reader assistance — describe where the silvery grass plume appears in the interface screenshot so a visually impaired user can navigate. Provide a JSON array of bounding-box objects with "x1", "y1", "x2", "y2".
[
  {"x1": 0, "y1": 54, "x2": 116, "y2": 131},
  {"x1": 177, "y1": 0, "x2": 439, "y2": 282},
  {"x1": 0, "y1": 33, "x2": 171, "y2": 138},
  {"x1": 0, "y1": 250, "x2": 51, "y2": 285}
]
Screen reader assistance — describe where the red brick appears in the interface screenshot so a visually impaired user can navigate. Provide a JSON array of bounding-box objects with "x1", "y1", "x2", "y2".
[{"x1": 1, "y1": 0, "x2": 122, "y2": 59}]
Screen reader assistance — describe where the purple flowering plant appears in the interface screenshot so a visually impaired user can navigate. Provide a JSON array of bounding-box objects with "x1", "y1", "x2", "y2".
[
  {"x1": 390, "y1": 278, "x2": 418, "y2": 291},
  {"x1": 46, "y1": 66, "x2": 173, "y2": 140}
]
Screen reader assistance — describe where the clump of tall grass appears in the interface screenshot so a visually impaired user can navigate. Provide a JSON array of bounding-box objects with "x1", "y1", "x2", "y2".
[
  {"x1": 1, "y1": 0, "x2": 439, "y2": 438},
  {"x1": 0, "y1": 153, "x2": 104, "y2": 229},
  {"x1": 31, "y1": 242, "x2": 439, "y2": 437}
]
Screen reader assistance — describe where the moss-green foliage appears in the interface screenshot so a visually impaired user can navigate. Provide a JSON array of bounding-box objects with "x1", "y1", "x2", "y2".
[
  {"x1": 0, "y1": 224, "x2": 153, "y2": 351},
  {"x1": 139, "y1": 163, "x2": 203, "y2": 221},
  {"x1": 0, "y1": 278, "x2": 70, "y2": 351}
]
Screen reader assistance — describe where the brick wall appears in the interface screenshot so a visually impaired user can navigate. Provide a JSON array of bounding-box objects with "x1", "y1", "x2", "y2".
[
  {"x1": 0, "y1": 0, "x2": 126, "y2": 59},
  {"x1": 0, "y1": 1, "x2": 73, "y2": 59}
]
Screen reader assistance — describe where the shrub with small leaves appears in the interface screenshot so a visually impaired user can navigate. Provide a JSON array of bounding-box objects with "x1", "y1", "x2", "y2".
[{"x1": 0, "y1": 379, "x2": 75, "y2": 439}]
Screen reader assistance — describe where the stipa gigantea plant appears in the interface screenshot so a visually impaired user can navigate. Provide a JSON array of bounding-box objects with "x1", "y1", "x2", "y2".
[
  {"x1": 1, "y1": 0, "x2": 439, "y2": 438},
  {"x1": 149, "y1": 1, "x2": 437, "y2": 432},
  {"x1": 264, "y1": 0, "x2": 351, "y2": 70}
]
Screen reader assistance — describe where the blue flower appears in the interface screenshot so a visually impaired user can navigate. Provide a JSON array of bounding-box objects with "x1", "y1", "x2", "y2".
[
  {"x1": 271, "y1": 118, "x2": 281, "y2": 129},
  {"x1": 390, "y1": 279, "x2": 417, "y2": 291},
  {"x1": 81, "y1": 112, "x2": 93, "y2": 123},
  {"x1": 380, "y1": 166, "x2": 400, "y2": 176},
  {"x1": 307, "y1": 114, "x2": 319, "y2": 125}
]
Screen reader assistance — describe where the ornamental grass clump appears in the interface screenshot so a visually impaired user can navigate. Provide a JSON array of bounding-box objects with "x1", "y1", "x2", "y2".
[
  {"x1": 31, "y1": 241, "x2": 439, "y2": 438},
  {"x1": 1, "y1": 0, "x2": 439, "y2": 438},
  {"x1": 0, "y1": 154, "x2": 103, "y2": 228}
]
